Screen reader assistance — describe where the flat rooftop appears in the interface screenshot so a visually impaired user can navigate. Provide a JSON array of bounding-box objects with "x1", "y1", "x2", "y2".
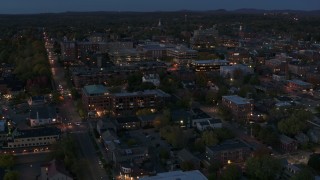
[
  {"x1": 83, "y1": 84, "x2": 109, "y2": 95},
  {"x1": 287, "y1": 79, "x2": 312, "y2": 86},
  {"x1": 13, "y1": 127, "x2": 61, "y2": 139},
  {"x1": 207, "y1": 139, "x2": 249, "y2": 152},
  {"x1": 223, "y1": 95, "x2": 251, "y2": 105},
  {"x1": 192, "y1": 59, "x2": 229, "y2": 65},
  {"x1": 140, "y1": 170, "x2": 207, "y2": 180},
  {"x1": 114, "y1": 89, "x2": 170, "y2": 98}
]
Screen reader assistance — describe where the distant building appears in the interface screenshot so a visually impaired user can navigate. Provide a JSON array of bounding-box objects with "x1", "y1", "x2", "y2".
[
  {"x1": 82, "y1": 85, "x2": 170, "y2": 116},
  {"x1": 112, "y1": 90, "x2": 170, "y2": 116},
  {"x1": 4, "y1": 127, "x2": 61, "y2": 149},
  {"x1": 167, "y1": 45, "x2": 198, "y2": 65},
  {"x1": 265, "y1": 58, "x2": 286, "y2": 73},
  {"x1": 279, "y1": 134, "x2": 298, "y2": 153},
  {"x1": 108, "y1": 48, "x2": 146, "y2": 66},
  {"x1": 142, "y1": 74, "x2": 160, "y2": 87},
  {"x1": 191, "y1": 26, "x2": 218, "y2": 50},
  {"x1": 136, "y1": 43, "x2": 167, "y2": 60},
  {"x1": 205, "y1": 139, "x2": 251, "y2": 165},
  {"x1": 227, "y1": 51, "x2": 250, "y2": 64},
  {"x1": 70, "y1": 67, "x2": 112, "y2": 89},
  {"x1": 82, "y1": 84, "x2": 111, "y2": 114},
  {"x1": 40, "y1": 159, "x2": 73, "y2": 180},
  {"x1": 222, "y1": 95, "x2": 253, "y2": 120},
  {"x1": 60, "y1": 41, "x2": 77, "y2": 61},
  {"x1": 190, "y1": 59, "x2": 229, "y2": 72},
  {"x1": 287, "y1": 79, "x2": 313, "y2": 91},
  {"x1": 288, "y1": 61, "x2": 310, "y2": 77},
  {"x1": 220, "y1": 64, "x2": 253, "y2": 78},
  {"x1": 140, "y1": 170, "x2": 207, "y2": 180}
]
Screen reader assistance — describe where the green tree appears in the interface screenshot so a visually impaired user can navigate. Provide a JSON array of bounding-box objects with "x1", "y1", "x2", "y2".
[
  {"x1": 220, "y1": 164, "x2": 242, "y2": 180},
  {"x1": 154, "y1": 109, "x2": 171, "y2": 128},
  {"x1": 3, "y1": 171, "x2": 19, "y2": 180},
  {"x1": 278, "y1": 109, "x2": 312, "y2": 136},
  {"x1": 136, "y1": 108, "x2": 154, "y2": 116},
  {"x1": 217, "y1": 105, "x2": 233, "y2": 121},
  {"x1": 159, "y1": 148, "x2": 169, "y2": 160},
  {"x1": 202, "y1": 130, "x2": 219, "y2": 146},
  {"x1": 290, "y1": 167, "x2": 314, "y2": 180},
  {"x1": 0, "y1": 154, "x2": 15, "y2": 169},
  {"x1": 180, "y1": 161, "x2": 195, "y2": 171},
  {"x1": 245, "y1": 155, "x2": 282, "y2": 180},
  {"x1": 308, "y1": 153, "x2": 320, "y2": 173}
]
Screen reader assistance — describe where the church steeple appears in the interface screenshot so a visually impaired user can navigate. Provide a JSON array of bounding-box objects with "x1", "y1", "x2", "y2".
[{"x1": 158, "y1": 19, "x2": 162, "y2": 27}]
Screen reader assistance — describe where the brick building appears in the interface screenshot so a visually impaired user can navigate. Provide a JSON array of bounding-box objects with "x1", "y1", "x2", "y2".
[
  {"x1": 222, "y1": 95, "x2": 253, "y2": 120},
  {"x1": 205, "y1": 139, "x2": 251, "y2": 165}
]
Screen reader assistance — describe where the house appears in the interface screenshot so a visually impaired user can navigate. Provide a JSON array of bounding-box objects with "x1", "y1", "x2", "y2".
[
  {"x1": 96, "y1": 118, "x2": 117, "y2": 135},
  {"x1": 279, "y1": 135, "x2": 298, "y2": 153},
  {"x1": 295, "y1": 133, "x2": 309, "y2": 145},
  {"x1": 205, "y1": 139, "x2": 251, "y2": 165},
  {"x1": 119, "y1": 161, "x2": 155, "y2": 179},
  {"x1": 29, "y1": 106, "x2": 57, "y2": 127},
  {"x1": 177, "y1": 149, "x2": 201, "y2": 170},
  {"x1": 28, "y1": 96, "x2": 46, "y2": 106},
  {"x1": 196, "y1": 119, "x2": 222, "y2": 131},
  {"x1": 171, "y1": 109, "x2": 192, "y2": 127},
  {"x1": 40, "y1": 159, "x2": 73, "y2": 180},
  {"x1": 307, "y1": 128, "x2": 320, "y2": 143},
  {"x1": 112, "y1": 146, "x2": 149, "y2": 165},
  {"x1": 281, "y1": 163, "x2": 301, "y2": 180},
  {"x1": 191, "y1": 108, "x2": 212, "y2": 127}
]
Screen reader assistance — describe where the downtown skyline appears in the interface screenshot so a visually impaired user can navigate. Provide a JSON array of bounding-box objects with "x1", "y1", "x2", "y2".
[{"x1": 0, "y1": 0, "x2": 320, "y2": 14}]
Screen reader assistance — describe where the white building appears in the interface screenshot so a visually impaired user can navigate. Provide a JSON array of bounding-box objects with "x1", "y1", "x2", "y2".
[
  {"x1": 29, "y1": 106, "x2": 57, "y2": 127},
  {"x1": 142, "y1": 74, "x2": 160, "y2": 87},
  {"x1": 196, "y1": 119, "x2": 222, "y2": 131},
  {"x1": 220, "y1": 64, "x2": 253, "y2": 78}
]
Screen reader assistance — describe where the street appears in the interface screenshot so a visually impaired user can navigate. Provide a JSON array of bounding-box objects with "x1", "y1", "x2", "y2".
[{"x1": 45, "y1": 35, "x2": 108, "y2": 180}]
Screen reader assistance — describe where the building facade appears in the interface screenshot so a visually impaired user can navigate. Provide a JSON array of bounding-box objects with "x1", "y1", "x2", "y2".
[
  {"x1": 222, "y1": 95, "x2": 253, "y2": 120},
  {"x1": 205, "y1": 139, "x2": 251, "y2": 165},
  {"x1": 190, "y1": 60, "x2": 229, "y2": 72},
  {"x1": 82, "y1": 85, "x2": 171, "y2": 116},
  {"x1": 4, "y1": 127, "x2": 61, "y2": 149}
]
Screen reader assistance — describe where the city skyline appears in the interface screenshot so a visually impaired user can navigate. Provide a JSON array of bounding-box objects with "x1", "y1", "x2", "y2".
[{"x1": 0, "y1": 0, "x2": 320, "y2": 14}]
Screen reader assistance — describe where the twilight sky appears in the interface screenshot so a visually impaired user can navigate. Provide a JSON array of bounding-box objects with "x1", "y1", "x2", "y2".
[{"x1": 0, "y1": 0, "x2": 319, "y2": 14}]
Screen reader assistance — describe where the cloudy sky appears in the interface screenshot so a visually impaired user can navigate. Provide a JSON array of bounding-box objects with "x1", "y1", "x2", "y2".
[{"x1": 0, "y1": 0, "x2": 319, "y2": 14}]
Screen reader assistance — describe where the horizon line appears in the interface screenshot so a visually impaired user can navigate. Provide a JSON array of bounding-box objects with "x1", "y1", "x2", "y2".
[{"x1": 0, "y1": 8, "x2": 320, "y2": 16}]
